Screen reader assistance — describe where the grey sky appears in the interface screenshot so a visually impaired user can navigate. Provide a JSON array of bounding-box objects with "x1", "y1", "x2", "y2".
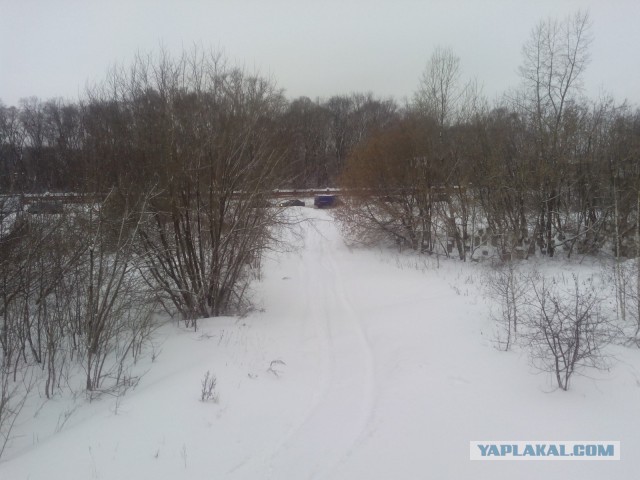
[{"x1": 1, "y1": 0, "x2": 638, "y2": 107}]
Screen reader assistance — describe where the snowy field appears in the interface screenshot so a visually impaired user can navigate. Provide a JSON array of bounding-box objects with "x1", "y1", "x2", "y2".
[{"x1": 2, "y1": 207, "x2": 640, "y2": 479}]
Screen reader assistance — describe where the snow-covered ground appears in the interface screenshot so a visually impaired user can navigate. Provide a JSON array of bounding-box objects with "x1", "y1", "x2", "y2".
[{"x1": 2, "y1": 207, "x2": 640, "y2": 479}]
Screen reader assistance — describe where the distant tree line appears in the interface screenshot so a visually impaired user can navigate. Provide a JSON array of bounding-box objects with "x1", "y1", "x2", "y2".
[
  {"x1": 337, "y1": 12, "x2": 640, "y2": 262},
  {"x1": 0, "y1": 80, "x2": 396, "y2": 194},
  {"x1": 0, "y1": 11, "x2": 639, "y2": 442}
]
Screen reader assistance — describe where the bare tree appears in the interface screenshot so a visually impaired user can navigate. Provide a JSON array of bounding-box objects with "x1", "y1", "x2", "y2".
[
  {"x1": 415, "y1": 46, "x2": 465, "y2": 128},
  {"x1": 518, "y1": 11, "x2": 593, "y2": 256}
]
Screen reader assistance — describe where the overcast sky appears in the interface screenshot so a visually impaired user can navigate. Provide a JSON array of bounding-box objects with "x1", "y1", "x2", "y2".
[{"x1": 1, "y1": 0, "x2": 639, "y2": 107}]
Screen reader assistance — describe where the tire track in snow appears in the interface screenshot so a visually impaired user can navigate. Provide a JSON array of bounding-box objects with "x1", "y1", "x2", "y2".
[
  {"x1": 226, "y1": 212, "x2": 377, "y2": 480},
  {"x1": 321, "y1": 236, "x2": 377, "y2": 478},
  {"x1": 262, "y1": 214, "x2": 377, "y2": 479},
  {"x1": 226, "y1": 219, "x2": 336, "y2": 479}
]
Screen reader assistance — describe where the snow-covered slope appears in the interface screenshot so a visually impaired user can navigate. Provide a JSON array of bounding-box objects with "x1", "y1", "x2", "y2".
[{"x1": 2, "y1": 208, "x2": 639, "y2": 479}]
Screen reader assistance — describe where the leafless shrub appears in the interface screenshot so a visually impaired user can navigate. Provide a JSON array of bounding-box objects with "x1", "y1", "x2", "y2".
[
  {"x1": 484, "y1": 261, "x2": 533, "y2": 350},
  {"x1": 0, "y1": 208, "x2": 86, "y2": 398},
  {"x1": 200, "y1": 370, "x2": 218, "y2": 402},
  {"x1": 80, "y1": 190, "x2": 158, "y2": 393},
  {"x1": 86, "y1": 49, "x2": 291, "y2": 328},
  {"x1": 522, "y1": 274, "x2": 612, "y2": 391},
  {"x1": 608, "y1": 258, "x2": 640, "y2": 345},
  {"x1": 0, "y1": 364, "x2": 33, "y2": 459}
]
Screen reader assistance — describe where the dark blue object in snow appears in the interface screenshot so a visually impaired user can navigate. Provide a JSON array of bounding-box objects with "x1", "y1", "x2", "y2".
[{"x1": 314, "y1": 195, "x2": 339, "y2": 208}]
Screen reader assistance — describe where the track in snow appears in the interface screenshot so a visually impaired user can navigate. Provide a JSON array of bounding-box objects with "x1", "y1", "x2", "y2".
[{"x1": 230, "y1": 210, "x2": 377, "y2": 479}]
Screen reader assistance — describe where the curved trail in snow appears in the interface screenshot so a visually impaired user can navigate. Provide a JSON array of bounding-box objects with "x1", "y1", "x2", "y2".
[
  {"x1": 263, "y1": 213, "x2": 377, "y2": 479},
  {"x1": 229, "y1": 210, "x2": 377, "y2": 479}
]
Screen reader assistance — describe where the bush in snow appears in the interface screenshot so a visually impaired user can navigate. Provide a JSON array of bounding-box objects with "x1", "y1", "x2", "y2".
[
  {"x1": 88, "y1": 50, "x2": 290, "y2": 328},
  {"x1": 522, "y1": 274, "x2": 612, "y2": 391},
  {"x1": 200, "y1": 370, "x2": 218, "y2": 403},
  {"x1": 484, "y1": 261, "x2": 533, "y2": 350}
]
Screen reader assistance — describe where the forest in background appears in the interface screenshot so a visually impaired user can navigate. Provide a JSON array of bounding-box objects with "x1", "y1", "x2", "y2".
[{"x1": 0, "y1": 10, "x2": 639, "y2": 455}]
